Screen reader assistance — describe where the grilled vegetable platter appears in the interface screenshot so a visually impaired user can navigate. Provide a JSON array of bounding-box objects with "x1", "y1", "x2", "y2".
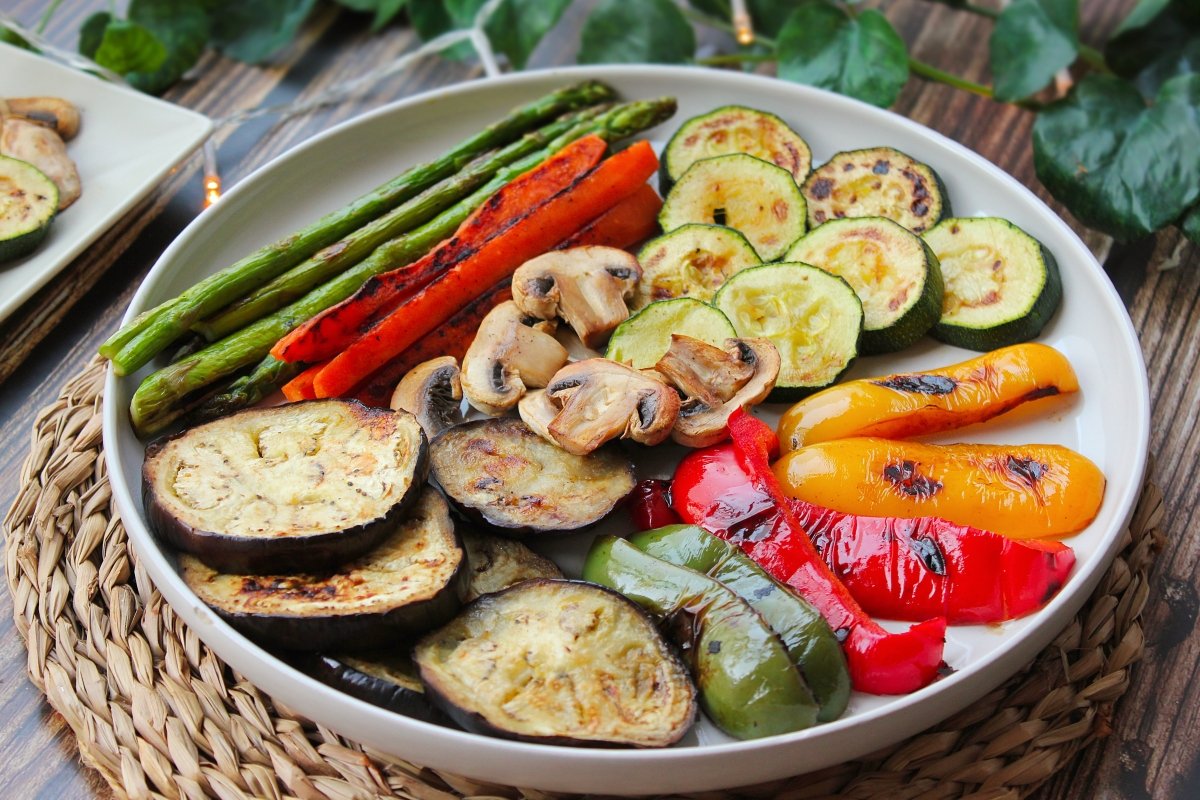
[{"x1": 100, "y1": 71, "x2": 1144, "y2": 790}]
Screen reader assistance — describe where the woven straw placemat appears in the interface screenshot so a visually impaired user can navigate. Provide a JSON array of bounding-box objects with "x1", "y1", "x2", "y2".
[{"x1": 4, "y1": 356, "x2": 1164, "y2": 800}]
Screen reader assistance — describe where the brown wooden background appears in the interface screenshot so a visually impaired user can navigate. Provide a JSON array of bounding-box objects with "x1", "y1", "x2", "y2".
[{"x1": 1, "y1": 1, "x2": 1197, "y2": 797}]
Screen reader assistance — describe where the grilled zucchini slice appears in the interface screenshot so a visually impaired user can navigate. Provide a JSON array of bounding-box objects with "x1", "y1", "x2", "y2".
[
  {"x1": 415, "y1": 579, "x2": 696, "y2": 747},
  {"x1": 660, "y1": 153, "x2": 806, "y2": 261},
  {"x1": 605, "y1": 298, "x2": 737, "y2": 369},
  {"x1": 144, "y1": 400, "x2": 428, "y2": 574},
  {"x1": 633, "y1": 224, "x2": 761, "y2": 310},
  {"x1": 785, "y1": 217, "x2": 943, "y2": 354},
  {"x1": 713, "y1": 263, "x2": 863, "y2": 400},
  {"x1": 924, "y1": 217, "x2": 1062, "y2": 350},
  {"x1": 661, "y1": 105, "x2": 812, "y2": 193},
  {"x1": 0, "y1": 155, "x2": 57, "y2": 263},
  {"x1": 179, "y1": 488, "x2": 467, "y2": 651},
  {"x1": 430, "y1": 418, "x2": 635, "y2": 534},
  {"x1": 803, "y1": 147, "x2": 948, "y2": 233}
]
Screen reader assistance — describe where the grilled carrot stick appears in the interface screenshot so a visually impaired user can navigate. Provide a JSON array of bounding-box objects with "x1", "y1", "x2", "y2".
[{"x1": 558, "y1": 183, "x2": 661, "y2": 249}]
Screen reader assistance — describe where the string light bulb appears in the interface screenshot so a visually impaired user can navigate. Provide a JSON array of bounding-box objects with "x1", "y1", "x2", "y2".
[
  {"x1": 732, "y1": 0, "x2": 754, "y2": 45},
  {"x1": 203, "y1": 174, "x2": 222, "y2": 207}
]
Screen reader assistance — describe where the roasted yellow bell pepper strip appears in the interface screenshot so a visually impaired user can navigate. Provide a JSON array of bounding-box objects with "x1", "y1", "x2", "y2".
[
  {"x1": 778, "y1": 343, "x2": 1079, "y2": 452},
  {"x1": 773, "y1": 438, "x2": 1105, "y2": 539}
]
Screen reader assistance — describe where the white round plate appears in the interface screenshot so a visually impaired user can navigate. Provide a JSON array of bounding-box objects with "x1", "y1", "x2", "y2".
[{"x1": 103, "y1": 66, "x2": 1149, "y2": 795}]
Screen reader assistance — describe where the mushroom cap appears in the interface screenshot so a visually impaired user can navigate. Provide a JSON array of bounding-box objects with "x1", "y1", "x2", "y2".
[
  {"x1": 390, "y1": 356, "x2": 464, "y2": 439},
  {"x1": 654, "y1": 336, "x2": 780, "y2": 448},
  {"x1": 511, "y1": 246, "x2": 642, "y2": 349},
  {"x1": 461, "y1": 301, "x2": 569, "y2": 416},
  {"x1": 542, "y1": 358, "x2": 680, "y2": 455}
]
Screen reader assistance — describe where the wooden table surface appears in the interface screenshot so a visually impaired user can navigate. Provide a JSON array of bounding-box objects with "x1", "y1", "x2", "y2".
[{"x1": 1, "y1": 1, "x2": 1196, "y2": 798}]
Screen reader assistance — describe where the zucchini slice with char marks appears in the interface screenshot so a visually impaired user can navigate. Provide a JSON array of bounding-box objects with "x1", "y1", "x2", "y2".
[
  {"x1": 660, "y1": 153, "x2": 806, "y2": 261},
  {"x1": 179, "y1": 488, "x2": 467, "y2": 651},
  {"x1": 605, "y1": 298, "x2": 737, "y2": 369},
  {"x1": 803, "y1": 147, "x2": 948, "y2": 233},
  {"x1": 430, "y1": 418, "x2": 635, "y2": 535},
  {"x1": 633, "y1": 223, "x2": 761, "y2": 310},
  {"x1": 924, "y1": 217, "x2": 1062, "y2": 350},
  {"x1": 661, "y1": 105, "x2": 812, "y2": 193},
  {"x1": 415, "y1": 578, "x2": 696, "y2": 747},
  {"x1": 144, "y1": 400, "x2": 428, "y2": 574},
  {"x1": 786, "y1": 217, "x2": 944, "y2": 354},
  {"x1": 714, "y1": 263, "x2": 863, "y2": 401},
  {"x1": 0, "y1": 155, "x2": 57, "y2": 263}
]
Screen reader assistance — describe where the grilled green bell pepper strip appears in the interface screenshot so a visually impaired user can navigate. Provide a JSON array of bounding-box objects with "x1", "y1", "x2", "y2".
[
  {"x1": 629, "y1": 524, "x2": 850, "y2": 722},
  {"x1": 582, "y1": 535, "x2": 818, "y2": 739}
]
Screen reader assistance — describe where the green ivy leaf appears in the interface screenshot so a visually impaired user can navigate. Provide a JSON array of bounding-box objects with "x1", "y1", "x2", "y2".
[
  {"x1": 1033, "y1": 73, "x2": 1200, "y2": 241},
  {"x1": 776, "y1": 1, "x2": 908, "y2": 108},
  {"x1": 1181, "y1": 203, "x2": 1200, "y2": 244},
  {"x1": 78, "y1": 12, "x2": 111, "y2": 58},
  {"x1": 334, "y1": 0, "x2": 409, "y2": 31},
  {"x1": 485, "y1": 0, "x2": 572, "y2": 69},
  {"x1": 93, "y1": 19, "x2": 168, "y2": 76},
  {"x1": 1, "y1": 25, "x2": 35, "y2": 51},
  {"x1": 990, "y1": 0, "x2": 1079, "y2": 102},
  {"x1": 407, "y1": 0, "x2": 483, "y2": 60},
  {"x1": 124, "y1": 0, "x2": 210, "y2": 93},
  {"x1": 1107, "y1": 1, "x2": 1200, "y2": 95},
  {"x1": 578, "y1": 0, "x2": 695, "y2": 65},
  {"x1": 210, "y1": 0, "x2": 318, "y2": 63}
]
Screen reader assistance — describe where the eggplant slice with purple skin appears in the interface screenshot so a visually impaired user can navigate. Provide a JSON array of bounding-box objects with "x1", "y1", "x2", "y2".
[
  {"x1": 179, "y1": 489, "x2": 467, "y2": 651},
  {"x1": 429, "y1": 418, "x2": 635, "y2": 535},
  {"x1": 461, "y1": 530, "x2": 563, "y2": 601},
  {"x1": 144, "y1": 399, "x2": 428, "y2": 574},
  {"x1": 302, "y1": 651, "x2": 454, "y2": 726},
  {"x1": 415, "y1": 579, "x2": 697, "y2": 747}
]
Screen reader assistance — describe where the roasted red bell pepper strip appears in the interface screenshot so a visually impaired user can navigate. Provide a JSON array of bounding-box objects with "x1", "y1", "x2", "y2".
[
  {"x1": 681, "y1": 410, "x2": 947, "y2": 695},
  {"x1": 671, "y1": 437, "x2": 1075, "y2": 624},
  {"x1": 627, "y1": 479, "x2": 682, "y2": 530}
]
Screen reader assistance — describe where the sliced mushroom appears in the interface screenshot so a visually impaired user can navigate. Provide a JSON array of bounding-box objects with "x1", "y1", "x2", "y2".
[
  {"x1": 3, "y1": 97, "x2": 81, "y2": 141},
  {"x1": 391, "y1": 356, "x2": 464, "y2": 438},
  {"x1": 517, "y1": 389, "x2": 558, "y2": 442},
  {"x1": 461, "y1": 301, "x2": 569, "y2": 416},
  {"x1": 654, "y1": 336, "x2": 780, "y2": 448},
  {"x1": 0, "y1": 116, "x2": 81, "y2": 209},
  {"x1": 537, "y1": 358, "x2": 680, "y2": 455},
  {"x1": 511, "y1": 246, "x2": 642, "y2": 349}
]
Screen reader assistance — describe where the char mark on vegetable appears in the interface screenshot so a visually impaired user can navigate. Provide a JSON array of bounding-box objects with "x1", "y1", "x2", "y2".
[
  {"x1": 1005, "y1": 456, "x2": 1048, "y2": 488},
  {"x1": 882, "y1": 460, "x2": 943, "y2": 499},
  {"x1": 910, "y1": 536, "x2": 947, "y2": 575},
  {"x1": 873, "y1": 374, "x2": 958, "y2": 394}
]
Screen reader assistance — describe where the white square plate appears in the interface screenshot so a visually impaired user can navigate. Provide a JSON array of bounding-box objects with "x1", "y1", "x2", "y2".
[{"x1": 0, "y1": 43, "x2": 212, "y2": 322}]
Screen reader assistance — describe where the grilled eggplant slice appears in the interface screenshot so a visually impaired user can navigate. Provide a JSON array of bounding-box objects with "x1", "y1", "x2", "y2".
[
  {"x1": 303, "y1": 651, "x2": 452, "y2": 725},
  {"x1": 144, "y1": 400, "x2": 428, "y2": 574},
  {"x1": 414, "y1": 579, "x2": 696, "y2": 747},
  {"x1": 462, "y1": 531, "x2": 563, "y2": 601},
  {"x1": 179, "y1": 488, "x2": 467, "y2": 651},
  {"x1": 430, "y1": 418, "x2": 635, "y2": 534}
]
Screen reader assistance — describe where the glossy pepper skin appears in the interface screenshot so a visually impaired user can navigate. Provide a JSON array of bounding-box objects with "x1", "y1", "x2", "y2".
[
  {"x1": 627, "y1": 479, "x2": 682, "y2": 530},
  {"x1": 583, "y1": 535, "x2": 820, "y2": 739},
  {"x1": 675, "y1": 410, "x2": 947, "y2": 696},
  {"x1": 671, "y1": 442, "x2": 1075, "y2": 623},
  {"x1": 631, "y1": 524, "x2": 850, "y2": 722},
  {"x1": 774, "y1": 437, "x2": 1105, "y2": 539},
  {"x1": 778, "y1": 343, "x2": 1079, "y2": 452}
]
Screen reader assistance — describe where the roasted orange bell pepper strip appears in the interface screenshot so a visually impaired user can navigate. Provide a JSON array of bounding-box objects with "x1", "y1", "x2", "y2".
[
  {"x1": 773, "y1": 438, "x2": 1105, "y2": 539},
  {"x1": 778, "y1": 343, "x2": 1079, "y2": 452}
]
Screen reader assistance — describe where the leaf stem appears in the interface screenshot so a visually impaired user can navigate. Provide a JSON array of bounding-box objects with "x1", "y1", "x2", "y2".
[
  {"x1": 35, "y1": 0, "x2": 63, "y2": 34},
  {"x1": 960, "y1": 2, "x2": 1001, "y2": 20},
  {"x1": 696, "y1": 53, "x2": 776, "y2": 66},
  {"x1": 908, "y1": 58, "x2": 994, "y2": 99},
  {"x1": 1077, "y1": 43, "x2": 1113, "y2": 75}
]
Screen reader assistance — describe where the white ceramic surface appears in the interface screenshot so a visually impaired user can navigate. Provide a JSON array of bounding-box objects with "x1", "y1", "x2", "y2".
[
  {"x1": 0, "y1": 43, "x2": 211, "y2": 322},
  {"x1": 102, "y1": 66, "x2": 1150, "y2": 795}
]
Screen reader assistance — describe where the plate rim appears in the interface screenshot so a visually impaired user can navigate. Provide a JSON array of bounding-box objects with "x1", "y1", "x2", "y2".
[
  {"x1": 101, "y1": 63, "x2": 1151, "y2": 794},
  {"x1": 0, "y1": 42, "x2": 213, "y2": 322}
]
